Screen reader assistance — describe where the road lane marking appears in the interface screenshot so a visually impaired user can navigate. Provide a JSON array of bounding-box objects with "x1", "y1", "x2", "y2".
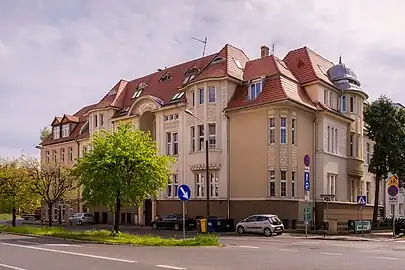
[
  {"x1": 371, "y1": 256, "x2": 398, "y2": 260},
  {"x1": 279, "y1": 248, "x2": 299, "y2": 252},
  {"x1": 2, "y1": 243, "x2": 136, "y2": 263},
  {"x1": 238, "y1": 245, "x2": 260, "y2": 249},
  {"x1": 320, "y1": 252, "x2": 342, "y2": 256},
  {"x1": 17, "y1": 240, "x2": 37, "y2": 245},
  {"x1": 45, "y1": 244, "x2": 82, "y2": 247},
  {"x1": 155, "y1": 265, "x2": 186, "y2": 270},
  {"x1": 0, "y1": 263, "x2": 27, "y2": 270}
]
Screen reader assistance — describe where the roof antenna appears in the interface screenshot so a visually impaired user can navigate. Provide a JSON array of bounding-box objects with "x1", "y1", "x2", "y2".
[
  {"x1": 192, "y1": 36, "x2": 208, "y2": 57},
  {"x1": 271, "y1": 43, "x2": 275, "y2": 55},
  {"x1": 339, "y1": 55, "x2": 342, "y2": 64}
]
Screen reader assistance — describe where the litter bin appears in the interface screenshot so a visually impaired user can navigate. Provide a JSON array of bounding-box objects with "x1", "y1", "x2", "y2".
[{"x1": 200, "y1": 219, "x2": 208, "y2": 233}]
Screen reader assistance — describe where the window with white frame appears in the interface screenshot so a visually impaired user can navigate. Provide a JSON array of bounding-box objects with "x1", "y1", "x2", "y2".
[
  {"x1": 350, "y1": 96, "x2": 356, "y2": 113},
  {"x1": 167, "y1": 174, "x2": 179, "y2": 198},
  {"x1": 190, "y1": 126, "x2": 195, "y2": 152},
  {"x1": 269, "y1": 170, "x2": 275, "y2": 197},
  {"x1": 46, "y1": 151, "x2": 50, "y2": 162},
  {"x1": 350, "y1": 179, "x2": 356, "y2": 202},
  {"x1": 61, "y1": 124, "x2": 70, "y2": 138},
  {"x1": 208, "y1": 123, "x2": 216, "y2": 149},
  {"x1": 280, "y1": 170, "x2": 287, "y2": 197},
  {"x1": 210, "y1": 172, "x2": 219, "y2": 198},
  {"x1": 291, "y1": 171, "x2": 296, "y2": 198},
  {"x1": 199, "y1": 88, "x2": 204, "y2": 104},
  {"x1": 166, "y1": 132, "x2": 172, "y2": 155},
  {"x1": 100, "y1": 114, "x2": 104, "y2": 126},
  {"x1": 335, "y1": 128, "x2": 338, "y2": 154},
  {"x1": 208, "y1": 86, "x2": 216, "y2": 103},
  {"x1": 53, "y1": 150, "x2": 57, "y2": 162},
  {"x1": 249, "y1": 80, "x2": 262, "y2": 100},
  {"x1": 68, "y1": 147, "x2": 73, "y2": 162},
  {"x1": 198, "y1": 125, "x2": 204, "y2": 150},
  {"x1": 268, "y1": 118, "x2": 275, "y2": 144},
  {"x1": 366, "y1": 143, "x2": 370, "y2": 164},
  {"x1": 195, "y1": 173, "x2": 205, "y2": 198},
  {"x1": 324, "y1": 89, "x2": 328, "y2": 104},
  {"x1": 191, "y1": 91, "x2": 195, "y2": 106},
  {"x1": 291, "y1": 118, "x2": 296, "y2": 145},
  {"x1": 356, "y1": 136, "x2": 360, "y2": 158},
  {"x1": 280, "y1": 117, "x2": 287, "y2": 144},
  {"x1": 327, "y1": 126, "x2": 331, "y2": 152},
  {"x1": 341, "y1": 96, "x2": 347, "y2": 112},
  {"x1": 331, "y1": 127, "x2": 334, "y2": 153},
  {"x1": 60, "y1": 148, "x2": 65, "y2": 162},
  {"x1": 53, "y1": 126, "x2": 60, "y2": 139},
  {"x1": 329, "y1": 91, "x2": 333, "y2": 108},
  {"x1": 93, "y1": 114, "x2": 98, "y2": 128},
  {"x1": 327, "y1": 174, "x2": 337, "y2": 200},
  {"x1": 82, "y1": 147, "x2": 87, "y2": 157},
  {"x1": 166, "y1": 132, "x2": 178, "y2": 155}
]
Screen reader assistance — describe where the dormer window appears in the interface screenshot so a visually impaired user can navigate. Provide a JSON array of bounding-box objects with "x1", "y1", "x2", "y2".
[
  {"x1": 318, "y1": 64, "x2": 327, "y2": 76},
  {"x1": 62, "y1": 124, "x2": 70, "y2": 138},
  {"x1": 137, "y1": 82, "x2": 148, "y2": 90},
  {"x1": 183, "y1": 67, "x2": 200, "y2": 84},
  {"x1": 132, "y1": 90, "x2": 143, "y2": 99},
  {"x1": 53, "y1": 126, "x2": 60, "y2": 139},
  {"x1": 160, "y1": 73, "x2": 172, "y2": 82},
  {"x1": 172, "y1": 92, "x2": 185, "y2": 101},
  {"x1": 211, "y1": 57, "x2": 224, "y2": 64},
  {"x1": 248, "y1": 79, "x2": 263, "y2": 100}
]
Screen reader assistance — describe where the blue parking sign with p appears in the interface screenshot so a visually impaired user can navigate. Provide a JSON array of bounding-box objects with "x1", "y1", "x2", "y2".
[{"x1": 304, "y1": 171, "x2": 310, "y2": 191}]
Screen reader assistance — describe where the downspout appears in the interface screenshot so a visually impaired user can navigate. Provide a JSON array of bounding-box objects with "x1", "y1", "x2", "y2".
[
  {"x1": 312, "y1": 117, "x2": 317, "y2": 229},
  {"x1": 225, "y1": 112, "x2": 231, "y2": 219}
]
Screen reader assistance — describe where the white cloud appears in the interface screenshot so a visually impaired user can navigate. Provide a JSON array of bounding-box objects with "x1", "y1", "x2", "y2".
[{"x1": 1, "y1": 0, "x2": 405, "y2": 157}]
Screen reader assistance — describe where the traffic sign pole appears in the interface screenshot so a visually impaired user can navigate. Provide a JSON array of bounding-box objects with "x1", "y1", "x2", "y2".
[
  {"x1": 303, "y1": 154, "x2": 310, "y2": 238},
  {"x1": 177, "y1": 184, "x2": 191, "y2": 241}
]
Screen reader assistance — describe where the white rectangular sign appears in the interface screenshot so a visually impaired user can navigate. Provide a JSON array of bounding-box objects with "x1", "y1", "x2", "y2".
[{"x1": 388, "y1": 196, "x2": 398, "y2": 205}]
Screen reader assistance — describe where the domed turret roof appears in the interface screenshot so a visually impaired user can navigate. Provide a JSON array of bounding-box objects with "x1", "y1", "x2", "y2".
[{"x1": 326, "y1": 56, "x2": 361, "y2": 91}]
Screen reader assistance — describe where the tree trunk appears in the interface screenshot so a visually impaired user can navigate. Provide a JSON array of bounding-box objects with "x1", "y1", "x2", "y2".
[
  {"x1": 373, "y1": 173, "x2": 381, "y2": 224},
  {"x1": 11, "y1": 207, "x2": 16, "y2": 227},
  {"x1": 113, "y1": 195, "x2": 121, "y2": 234},
  {"x1": 48, "y1": 203, "x2": 53, "y2": 227}
]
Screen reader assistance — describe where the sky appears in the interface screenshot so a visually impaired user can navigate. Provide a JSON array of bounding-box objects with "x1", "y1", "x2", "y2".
[{"x1": 0, "y1": 0, "x2": 404, "y2": 158}]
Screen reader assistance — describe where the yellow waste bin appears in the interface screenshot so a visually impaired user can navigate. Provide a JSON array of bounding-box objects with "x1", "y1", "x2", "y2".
[{"x1": 200, "y1": 219, "x2": 208, "y2": 233}]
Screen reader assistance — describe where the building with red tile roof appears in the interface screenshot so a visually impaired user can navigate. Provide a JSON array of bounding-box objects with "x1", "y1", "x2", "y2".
[{"x1": 38, "y1": 43, "x2": 381, "y2": 231}]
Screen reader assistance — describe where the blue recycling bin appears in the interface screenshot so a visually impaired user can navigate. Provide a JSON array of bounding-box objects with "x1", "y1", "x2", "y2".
[{"x1": 207, "y1": 218, "x2": 218, "y2": 233}]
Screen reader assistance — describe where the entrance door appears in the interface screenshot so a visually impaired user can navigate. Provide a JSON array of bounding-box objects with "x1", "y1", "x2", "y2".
[{"x1": 144, "y1": 199, "x2": 152, "y2": 226}]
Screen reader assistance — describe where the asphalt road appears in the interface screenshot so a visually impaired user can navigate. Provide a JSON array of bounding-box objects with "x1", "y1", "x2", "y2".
[{"x1": 1, "y1": 234, "x2": 405, "y2": 270}]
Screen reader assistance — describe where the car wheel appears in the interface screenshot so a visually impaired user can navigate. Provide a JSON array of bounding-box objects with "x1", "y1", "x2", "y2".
[
  {"x1": 152, "y1": 223, "x2": 158, "y2": 230},
  {"x1": 264, "y1": 228, "x2": 272, "y2": 237},
  {"x1": 69, "y1": 220, "x2": 72, "y2": 225},
  {"x1": 237, "y1": 226, "x2": 245, "y2": 234},
  {"x1": 277, "y1": 232, "x2": 283, "y2": 236},
  {"x1": 174, "y1": 224, "x2": 180, "y2": 231},
  {"x1": 78, "y1": 220, "x2": 82, "y2": 225}
]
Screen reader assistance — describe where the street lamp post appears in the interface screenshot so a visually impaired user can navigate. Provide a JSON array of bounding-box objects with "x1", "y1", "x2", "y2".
[{"x1": 185, "y1": 109, "x2": 210, "y2": 218}]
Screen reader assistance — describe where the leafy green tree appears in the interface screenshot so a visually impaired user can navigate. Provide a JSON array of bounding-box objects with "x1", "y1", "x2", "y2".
[
  {"x1": 40, "y1": 126, "x2": 51, "y2": 141},
  {"x1": 364, "y1": 95, "x2": 405, "y2": 223},
  {"x1": 74, "y1": 123, "x2": 173, "y2": 234},
  {"x1": 24, "y1": 158, "x2": 78, "y2": 227},
  {"x1": 0, "y1": 156, "x2": 41, "y2": 226}
]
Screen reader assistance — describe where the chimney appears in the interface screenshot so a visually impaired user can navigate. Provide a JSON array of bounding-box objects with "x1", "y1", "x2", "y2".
[{"x1": 261, "y1": 45, "x2": 269, "y2": 58}]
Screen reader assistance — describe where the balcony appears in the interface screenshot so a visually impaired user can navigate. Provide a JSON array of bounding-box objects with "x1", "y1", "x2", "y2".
[{"x1": 347, "y1": 157, "x2": 364, "y2": 177}]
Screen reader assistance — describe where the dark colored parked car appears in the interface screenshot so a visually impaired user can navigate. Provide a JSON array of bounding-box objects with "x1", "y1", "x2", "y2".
[{"x1": 151, "y1": 213, "x2": 197, "y2": 231}]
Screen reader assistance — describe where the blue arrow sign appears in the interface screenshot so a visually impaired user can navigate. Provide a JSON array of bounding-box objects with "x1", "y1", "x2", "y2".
[
  {"x1": 304, "y1": 171, "x2": 310, "y2": 191},
  {"x1": 357, "y1": 195, "x2": 367, "y2": 206},
  {"x1": 178, "y1": 184, "x2": 191, "y2": 202}
]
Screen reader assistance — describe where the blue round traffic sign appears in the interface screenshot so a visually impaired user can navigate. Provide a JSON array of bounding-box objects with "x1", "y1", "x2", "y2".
[
  {"x1": 304, "y1": 154, "x2": 311, "y2": 167},
  {"x1": 177, "y1": 184, "x2": 191, "y2": 202},
  {"x1": 388, "y1": 185, "x2": 399, "y2": 197}
]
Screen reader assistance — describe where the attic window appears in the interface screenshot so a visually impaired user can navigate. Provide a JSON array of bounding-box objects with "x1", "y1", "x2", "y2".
[
  {"x1": 132, "y1": 90, "x2": 143, "y2": 99},
  {"x1": 318, "y1": 64, "x2": 327, "y2": 76},
  {"x1": 160, "y1": 73, "x2": 172, "y2": 82},
  {"x1": 297, "y1": 59, "x2": 305, "y2": 68},
  {"x1": 107, "y1": 88, "x2": 117, "y2": 96},
  {"x1": 211, "y1": 57, "x2": 224, "y2": 64},
  {"x1": 172, "y1": 92, "x2": 185, "y2": 101},
  {"x1": 137, "y1": 82, "x2": 148, "y2": 90},
  {"x1": 183, "y1": 67, "x2": 200, "y2": 84},
  {"x1": 248, "y1": 79, "x2": 264, "y2": 100},
  {"x1": 233, "y1": 58, "x2": 243, "y2": 69}
]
